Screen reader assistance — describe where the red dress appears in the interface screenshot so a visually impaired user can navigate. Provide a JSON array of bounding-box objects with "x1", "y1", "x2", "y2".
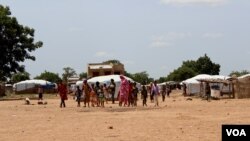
[{"x1": 58, "y1": 84, "x2": 68, "y2": 100}]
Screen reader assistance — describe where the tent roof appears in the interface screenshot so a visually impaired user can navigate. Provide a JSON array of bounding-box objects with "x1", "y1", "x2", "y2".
[
  {"x1": 238, "y1": 74, "x2": 250, "y2": 79},
  {"x1": 88, "y1": 75, "x2": 133, "y2": 83},
  {"x1": 14, "y1": 79, "x2": 53, "y2": 86},
  {"x1": 182, "y1": 74, "x2": 231, "y2": 84},
  {"x1": 76, "y1": 75, "x2": 133, "y2": 86},
  {"x1": 182, "y1": 74, "x2": 211, "y2": 84}
]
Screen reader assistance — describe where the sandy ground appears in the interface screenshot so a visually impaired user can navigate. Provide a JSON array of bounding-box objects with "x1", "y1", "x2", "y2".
[{"x1": 1, "y1": 90, "x2": 250, "y2": 141}]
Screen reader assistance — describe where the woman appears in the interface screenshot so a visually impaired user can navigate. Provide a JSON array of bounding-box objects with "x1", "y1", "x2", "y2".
[
  {"x1": 83, "y1": 80, "x2": 91, "y2": 107},
  {"x1": 118, "y1": 75, "x2": 129, "y2": 107},
  {"x1": 108, "y1": 79, "x2": 116, "y2": 104},
  {"x1": 58, "y1": 81, "x2": 68, "y2": 108}
]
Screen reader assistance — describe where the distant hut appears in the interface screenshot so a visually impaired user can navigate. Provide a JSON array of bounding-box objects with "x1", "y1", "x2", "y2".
[
  {"x1": 234, "y1": 74, "x2": 250, "y2": 99},
  {"x1": 197, "y1": 77, "x2": 234, "y2": 99}
]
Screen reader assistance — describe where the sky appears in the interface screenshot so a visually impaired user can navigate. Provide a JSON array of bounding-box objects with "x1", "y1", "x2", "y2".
[{"x1": 1, "y1": 0, "x2": 250, "y2": 79}]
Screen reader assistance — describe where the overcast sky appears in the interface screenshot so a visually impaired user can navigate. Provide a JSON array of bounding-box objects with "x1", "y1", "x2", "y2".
[{"x1": 1, "y1": 0, "x2": 250, "y2": 79}]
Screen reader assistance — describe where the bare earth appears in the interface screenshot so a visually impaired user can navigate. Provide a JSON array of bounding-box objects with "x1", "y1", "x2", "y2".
[{"x1": 1, "y1": 90, "x2": 250, "y2": 141}]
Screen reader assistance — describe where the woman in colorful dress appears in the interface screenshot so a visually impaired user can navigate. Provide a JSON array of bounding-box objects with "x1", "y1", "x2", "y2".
[{"x1": 118, "y1": 75, "x2": 129, "y2": 107}]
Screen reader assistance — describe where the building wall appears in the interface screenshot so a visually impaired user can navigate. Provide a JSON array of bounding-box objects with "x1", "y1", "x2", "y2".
[{"x1": 87, "y1": 63, "x2": 124, "y2": 78}]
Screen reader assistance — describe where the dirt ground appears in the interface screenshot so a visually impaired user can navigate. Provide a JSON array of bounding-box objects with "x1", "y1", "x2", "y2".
[{"x1": 1, "y1": 90, "x2": 250, "y2": 141}]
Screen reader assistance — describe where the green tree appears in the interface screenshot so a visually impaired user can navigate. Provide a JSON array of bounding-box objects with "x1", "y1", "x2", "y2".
[
  {"x1": 62, "y1": 67, "x2": 77, "y2": 82},
  {"x1": 34, "y1": 71, "x2": 61, "y2": 83},
  {"x1": 229, "y1": 70, "x2": 249, "y2": 77},
  {"x1": 0, "y1": 5, "x2": 43, "y2": 81},
  {"x1": 132, "y1": 71, "x2": 153, "y2": 85},
  {"x1": 195, "y1": 54, "x2": 220, "y2": 75},
  {"x1": 79, "y1": 72, "x2": 87, "y2": 80},
  {"x1": 11, "y1": 72, "x2": 30, "y2": 83},
  {"x1": 124, "y1": 71, "x2": 134, "y2": 79},
  {"x1": 167, "y1": 66, "x2": 197, "y2": 82},
  {"x1": 166, "y1": 54, "x2": 220, "y2": 81},
  {"x1": 157, "y1": 77, "x2": 168, "y2": 83}
]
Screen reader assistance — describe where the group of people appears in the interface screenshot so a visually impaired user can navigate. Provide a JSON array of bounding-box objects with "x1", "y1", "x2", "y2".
[
  {"x1": 56, "y1": 75, "x2": 172, "y2": 108},
  {"x1": 57, "y1": 79, "x2": 116, "y2": 108},
  {"x1": 117, "y1": 75, "x2": 139, "y2": 107},
  {"x1": 117, "y1": 76, "x2": 172, "y2": 107}
]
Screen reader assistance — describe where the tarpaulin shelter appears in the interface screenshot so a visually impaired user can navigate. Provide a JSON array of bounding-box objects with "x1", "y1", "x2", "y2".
[{"x1": 13, "y1": 79, "x2": 56, "y2": 94}]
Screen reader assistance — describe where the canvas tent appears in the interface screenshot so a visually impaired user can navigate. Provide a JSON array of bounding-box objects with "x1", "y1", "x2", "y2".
[
  {"x1": 182, "y1": 74, "x2": 211, "y2": 95},
  {"x1": 13, "y1": 79, "x2": 56, "y2": 94},
  {"x1": 76, "y1": 75, "x2": 134, "y2": 99},
  {"x1": 182, "y1": 74, "x2": 232, "y2": 96}
]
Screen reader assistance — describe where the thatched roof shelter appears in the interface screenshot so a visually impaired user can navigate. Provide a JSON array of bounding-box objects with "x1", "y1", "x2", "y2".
[{"x1": 234, "y1": 74, "x2": 250, "y2": 99}]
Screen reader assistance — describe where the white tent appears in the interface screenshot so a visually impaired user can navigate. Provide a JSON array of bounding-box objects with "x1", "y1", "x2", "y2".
[
  {"x1": 238, "y1": 74, "x2": 250, "y2": 79},
  {"x1": 182, "y1": 74, "x2": 232, "y2": 95},
  {"x1": 13, "y1": 79, "x2": 55, "y2": 92},
  {"x1": 76, "y1": 75, "x2": 134, "y2": 98},
  {"x1": 182, "y1": 74, "x2": 211, "y2": 95}
]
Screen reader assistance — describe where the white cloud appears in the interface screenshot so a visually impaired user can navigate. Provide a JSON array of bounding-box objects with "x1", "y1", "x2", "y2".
[
  {"x1": 94, "y1": 51, "x2": 109, "y2": 57},
  {"x1": 160, "y1": 0, "x2": 227, "y2": 6},
  {"x1": 202, "y1": 32, "x2": 223, "y2": 39},
  {"x1": 151, "y1": 32, "x2": 191, "y2": 48}
]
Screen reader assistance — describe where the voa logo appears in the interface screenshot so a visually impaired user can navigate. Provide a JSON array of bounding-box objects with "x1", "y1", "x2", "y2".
[{"x1": 226, "y1": 129, "x2": 246, "y2": 136}]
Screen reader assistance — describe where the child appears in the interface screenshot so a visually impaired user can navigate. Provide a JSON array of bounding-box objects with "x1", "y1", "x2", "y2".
[
  {"x1": 90, "y1": 84, "x2": 97, "y2": 107},
  {"x1": 75, "y1": 86, "x2": 82, "y2": 107},
  {"x1": 99, "y1": 85, "x2": 105, "y2": 107},
  {"x1": 94, "y1": 81, "x2": 101, "y2": 107},
  {"x1": 103, "y1": 83, "x2": 109, "y2": 104},
  {"x1": 141, "y1": 85, "x2": 148, "y2": 106},
  {"x1": 132, "y1": 82, "x2": 138, "y2": 106},
  {"x1": 37, "y1": 85, "x2": 44, "y2": 101}
]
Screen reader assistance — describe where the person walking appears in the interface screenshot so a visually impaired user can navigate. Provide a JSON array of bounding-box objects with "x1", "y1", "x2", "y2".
[
  {"x1": 141, "y1": 85, "x2": 148, "y2": 106},
  {"x1": 151, "y1": 81, "x2": 160, "y2": 107},
  {"x1": 99, "y1": 85, "x2": 105, "y2": 107},
  {"x1": 103, "y1": 83, "x2": 109, "y2": 104},
  {"x1": 58, "y1": 81, "x2": 68, "y2": 108},
  {"x1": 75, "y1": 86, "x2": 82, "y2": 107},
  {"x1": 37, "y1": 85, "x2": 44, "y2": 101},
  {"x1": 205, "y1": 82, "x2": 211, "y2": 102},
  {"x1": 83, "y1": 80, "x2": 91, "y2": 107},
  {"x1": 132, "y1": 82, "x2": 138, "y2": 106},
  {"x1": 108, "y1": 79, "x2": 116, "y2": 104},
  {"x1": 118, "y1": 75, "x2": 129, "y2": 107},
  {"x1": 161, "y1": 84, "x2": 167, "y2": 102},
  {"x1": 94, "y1": 81, "x2": 102, "y2": 107}
]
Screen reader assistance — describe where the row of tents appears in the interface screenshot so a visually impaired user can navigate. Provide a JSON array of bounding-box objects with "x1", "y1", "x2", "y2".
[
  {"x1": 12, "y1": 75, "x2": 137, "y2": 99},
  {"x1": 8, "y1": 74, "x2": 250, "y2": 99}
]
